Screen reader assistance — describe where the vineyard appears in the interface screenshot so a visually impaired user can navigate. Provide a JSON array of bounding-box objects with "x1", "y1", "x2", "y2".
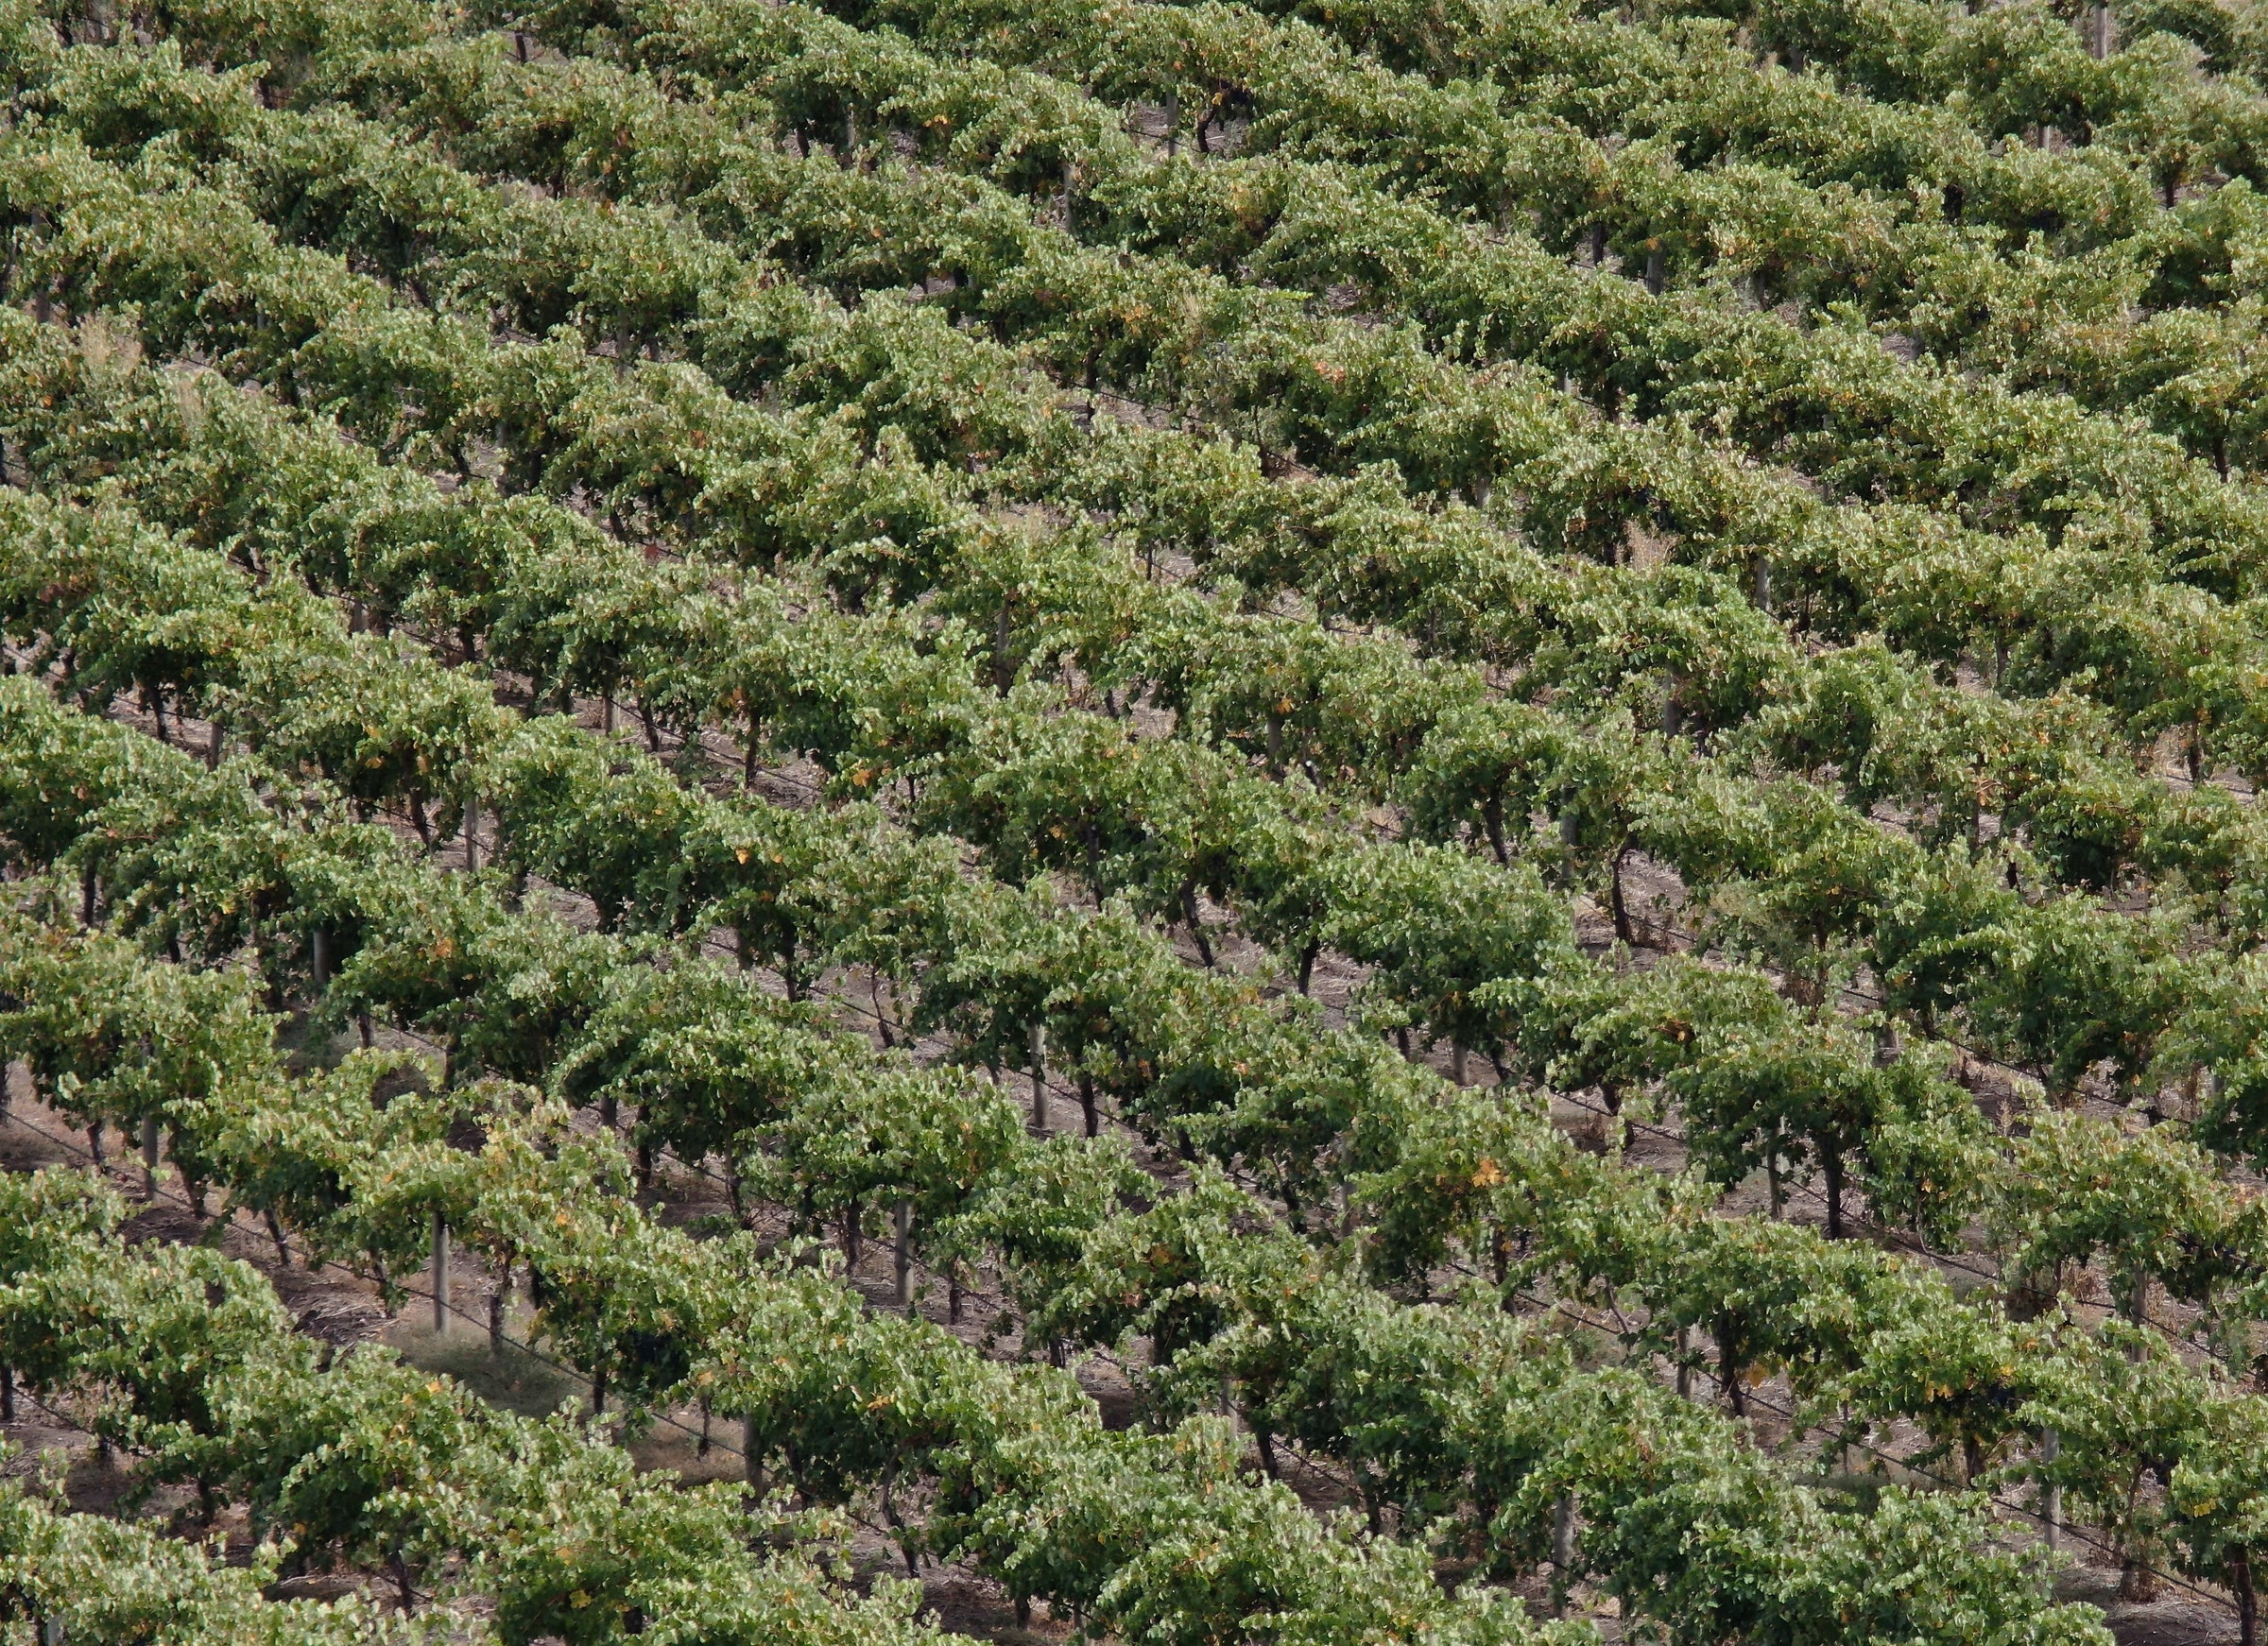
[{"x1": 13, "y1": 0, "x2": 2268, "y2": 1637}]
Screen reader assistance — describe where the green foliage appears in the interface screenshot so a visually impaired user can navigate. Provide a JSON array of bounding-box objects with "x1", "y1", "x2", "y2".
[{"x1": 16, "y1": 2, "x2": 2268, "y2": 1638}]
